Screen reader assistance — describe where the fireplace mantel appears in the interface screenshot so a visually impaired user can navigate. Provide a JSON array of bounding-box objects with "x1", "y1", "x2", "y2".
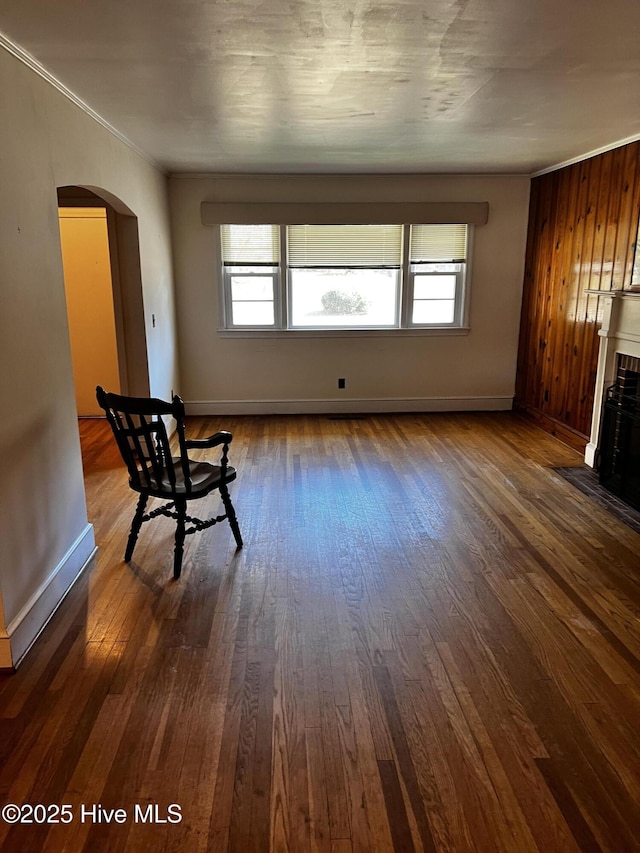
[{"x1": 585, "y1": 290, "x2": 640, "y2": 467}]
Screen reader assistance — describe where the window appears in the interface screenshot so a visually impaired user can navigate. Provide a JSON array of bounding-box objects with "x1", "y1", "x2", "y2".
[
  {"x1": 288, "y1": 225, "x2": 402, "y2": 328},
  {"x1": 220, "y1": 223, "x2": 470, "y2": 331},
  {"x1": 408, "y1": 225, "x2": 467, "y2": 327},
  {"x1": 221, "y1": 224, "x2": 280, "y2": 326}
]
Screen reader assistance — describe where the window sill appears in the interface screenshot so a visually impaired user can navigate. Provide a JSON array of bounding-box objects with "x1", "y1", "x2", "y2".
[{"x1": 216, "y1": 327, "x2": 471, "y2": 339}]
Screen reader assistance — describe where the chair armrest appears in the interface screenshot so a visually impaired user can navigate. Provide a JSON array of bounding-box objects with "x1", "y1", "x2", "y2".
[{"x1": 185, "y1": 430, "x2": 233, "y2": 450}]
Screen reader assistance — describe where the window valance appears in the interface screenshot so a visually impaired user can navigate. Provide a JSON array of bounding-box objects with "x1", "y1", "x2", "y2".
[{"x1": 201, "y1": 201, "x2": 488, "y2": 226}]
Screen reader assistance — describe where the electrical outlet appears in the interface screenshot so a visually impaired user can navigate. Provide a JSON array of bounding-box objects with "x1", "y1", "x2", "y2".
[{"x1": 338, "y1": 378, "x2": 346, "y2": 389}]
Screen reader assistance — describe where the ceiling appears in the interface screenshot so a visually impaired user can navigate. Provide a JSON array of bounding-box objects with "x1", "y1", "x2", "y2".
[{"x1": 3, "y1": 0, "x2": 640, "y2": 175}]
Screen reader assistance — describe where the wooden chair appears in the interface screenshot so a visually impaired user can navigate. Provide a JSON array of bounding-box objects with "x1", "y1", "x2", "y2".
[{"x1": 96, "y1": 386, "x2": 243, "y2": 579}]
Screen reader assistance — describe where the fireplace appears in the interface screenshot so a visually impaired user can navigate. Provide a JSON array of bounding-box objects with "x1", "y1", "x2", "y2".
[
  {"x1": 586, "y1": 290, "x2": 640, "y2": 473},
  {"x1": 598, "y1": 355, "x2": 640, "y2": 510}
]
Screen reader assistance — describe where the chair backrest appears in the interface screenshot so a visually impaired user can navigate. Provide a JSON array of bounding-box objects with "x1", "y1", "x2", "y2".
[{"x1": 96, "y1": 386, "x2": 191, "y2": 495}]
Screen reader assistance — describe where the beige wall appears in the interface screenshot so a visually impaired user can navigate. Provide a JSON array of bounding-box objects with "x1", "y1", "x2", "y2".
[
  {"x1": 170, "y1": 174, "x2": 531, "y2": 413},
  {"x1": 0, "y1": 46, "x2": 178, "y2": 665},
  {"x1": 59, "y1": 208, "x2": 120, "y2": 416}
]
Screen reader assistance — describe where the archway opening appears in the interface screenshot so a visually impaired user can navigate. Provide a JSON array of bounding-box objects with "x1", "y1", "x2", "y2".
[
  {"x1": 56, "y1": 184, "x2": 151, "y2": 515},
  {"x1": 57, "y1": 185, "x2": 150, "y2": 404}
]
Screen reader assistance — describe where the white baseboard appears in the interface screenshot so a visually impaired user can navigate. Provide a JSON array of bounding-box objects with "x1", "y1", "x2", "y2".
[
  {"x1": 186, "y1": 396, "x2": 513, "y2": 416},
  {"x1": 584, "y1": 441, "x2": 597, "y2": 468},
  {"x1": 2, "y1": 524, "x2": 96, "y2": 669}
]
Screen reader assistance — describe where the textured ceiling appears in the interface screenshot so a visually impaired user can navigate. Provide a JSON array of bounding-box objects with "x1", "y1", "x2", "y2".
[{"x1": 3, "y1": 0, "x2": 640, "y2": 174}]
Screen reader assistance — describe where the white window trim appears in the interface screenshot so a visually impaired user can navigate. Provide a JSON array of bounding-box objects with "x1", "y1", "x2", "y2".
[
  {"x1": 216, "y1": 327, "x2": 471, "y2": 339},
  {"x1": 407, "y1": 269, "x2": 464, "y2": 328},
  {"x1": 221, "y1": 266, "x2": 281, "y2": 329},
  {"x1": 218, "y1": 224, "x2": 474, "y2": 335}
]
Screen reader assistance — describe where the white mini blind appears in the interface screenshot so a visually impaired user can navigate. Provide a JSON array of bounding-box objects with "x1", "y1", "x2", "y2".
[
  {"x1": 409, "y1": 224, "x2": 467, "y2": 262},
  {"x1": 220, "y1": 224, "x2": 280, "y2": 265},
  {"x1": 287, "y1": 225, "x2": 403, "y2": 267}
]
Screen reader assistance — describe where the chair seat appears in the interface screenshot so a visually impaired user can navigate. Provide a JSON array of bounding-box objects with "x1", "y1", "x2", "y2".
[{"x1": 134, "y1": 457, "x2": 237, "y2": 498}]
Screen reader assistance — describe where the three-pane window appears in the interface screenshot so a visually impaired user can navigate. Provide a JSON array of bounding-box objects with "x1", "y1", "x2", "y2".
[{"x1": 220, "y1": 223, "x2": 469, "y2": 330}]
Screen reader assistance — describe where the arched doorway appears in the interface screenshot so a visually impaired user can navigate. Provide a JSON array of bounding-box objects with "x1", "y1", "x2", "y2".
[
  {"x1": 57, "y1": 185, "x2": 150, "y2": 403},
  {"x1": 59, "y1": 199, "x2": 119, "y2": 413}
]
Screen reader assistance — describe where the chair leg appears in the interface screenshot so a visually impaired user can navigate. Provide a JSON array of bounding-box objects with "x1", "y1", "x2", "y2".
[
  {"x1": 220, "y1": 484, "x2": 243, "y2": 550},
  {"x1": 125, "y1": 493, "x2": 148, "y2": 562},
  {"x1": 173, "y1": 498, "x2": 187, "y2": 580}
]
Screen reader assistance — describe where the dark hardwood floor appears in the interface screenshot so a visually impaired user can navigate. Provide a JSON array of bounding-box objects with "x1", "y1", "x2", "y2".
[{"x1": 1, "y1": 412, "x2": 639, "y2": 852}]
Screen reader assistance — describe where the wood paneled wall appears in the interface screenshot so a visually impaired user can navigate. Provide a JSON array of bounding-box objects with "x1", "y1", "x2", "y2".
[{"x1": 515, "y1": 142, "x2": 640, "y2": 444}]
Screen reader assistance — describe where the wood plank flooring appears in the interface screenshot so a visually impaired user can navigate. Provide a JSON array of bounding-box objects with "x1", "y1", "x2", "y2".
[{"x1": 1, "y1": 412, "x2": 639, "y2": 852}]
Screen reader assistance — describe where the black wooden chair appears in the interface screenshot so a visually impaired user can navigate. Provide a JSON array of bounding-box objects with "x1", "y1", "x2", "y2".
[{"x1": 96, "y1": 386, "x2": 242, "y2": 579}]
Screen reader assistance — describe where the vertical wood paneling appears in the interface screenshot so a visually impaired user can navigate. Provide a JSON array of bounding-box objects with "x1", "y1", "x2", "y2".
[
  {"x1": 570, "y1": 159, "x2": 599, "y2": 430},
  {"x1": 516, "y1": 142, "x2": 640, "y2": 441}
]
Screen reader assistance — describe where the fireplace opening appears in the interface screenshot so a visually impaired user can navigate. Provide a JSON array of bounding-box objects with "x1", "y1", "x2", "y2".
[{"x1": 598, "y1": 355, "x2": 640, "y2": 511}]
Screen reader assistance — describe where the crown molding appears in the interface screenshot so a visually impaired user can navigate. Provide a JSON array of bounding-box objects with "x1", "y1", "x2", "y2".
[
  {"x1": 531, "y1": 133, "x2": 640, "y2": 178},
  {"x1": 170, "y1": 170, "x2": 529, "y2": 180},
  {"x1": 0, "y1": 30, "x2": 166, "y2": 174}
]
